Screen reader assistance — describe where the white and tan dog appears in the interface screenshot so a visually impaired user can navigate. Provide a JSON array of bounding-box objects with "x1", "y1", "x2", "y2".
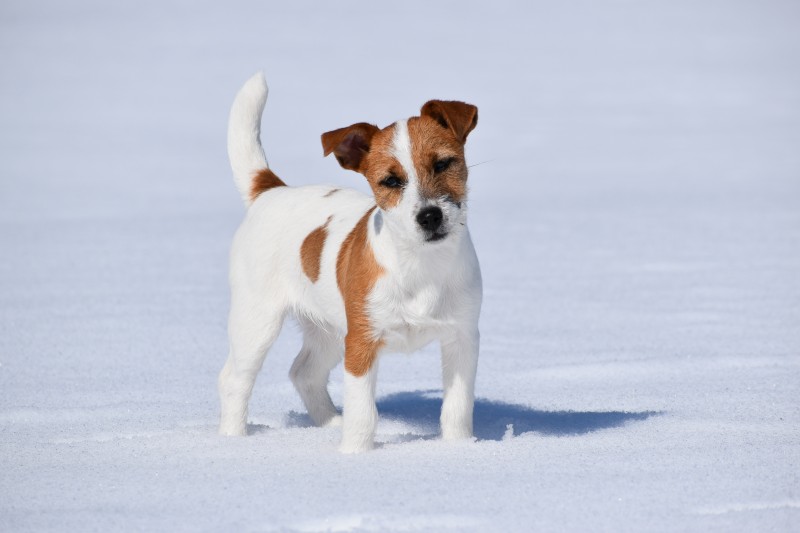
[{"x1": 218, "y1": 73, "x2": 482, "y2": 453}]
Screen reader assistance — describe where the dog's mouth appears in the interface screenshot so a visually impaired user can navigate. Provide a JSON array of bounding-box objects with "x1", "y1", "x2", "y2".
[{"x1": 426, "y1": 232, "x2": 448, "y2": 242}]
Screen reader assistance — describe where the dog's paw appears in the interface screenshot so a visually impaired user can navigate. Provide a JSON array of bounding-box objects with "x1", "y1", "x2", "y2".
[
  {"x1": 324, "y1": 414, "x2": 343, "y2": 428},
  {"x1": 338, "y1": 440, "x2": 374, "y2": 454},
  {"x1": 441, "y1": 426, "x2": 473, "y2": 441},
  {"x1": 218, "y1": 426, "x2": 247, "y2": 437}
]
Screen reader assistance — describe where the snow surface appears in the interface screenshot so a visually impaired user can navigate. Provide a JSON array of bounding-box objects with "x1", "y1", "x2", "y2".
[{"x1": 1, "y1": 1, "x2": 799, "y2": 531}]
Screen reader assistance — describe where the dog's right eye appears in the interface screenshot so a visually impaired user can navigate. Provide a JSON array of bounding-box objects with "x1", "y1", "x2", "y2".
[
  {"x1": 433, "y1": 157, "x2": 455, "y2": 173},
  {"x1": 380, "y1": 176, "x2": 404, "y2": 188}
]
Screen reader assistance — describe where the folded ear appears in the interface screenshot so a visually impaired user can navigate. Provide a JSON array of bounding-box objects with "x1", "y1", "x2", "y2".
[
  {"x1": 420, "y1": 100, "x2": 478, "y2": 144},
  {"x1": 321, "y1": 122, "x2": 380, "y2": 173}
]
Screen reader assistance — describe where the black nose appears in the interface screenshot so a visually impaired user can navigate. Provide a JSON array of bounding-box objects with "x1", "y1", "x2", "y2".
[{"x1": 416, "y1": 206, "x2": 443, "y2": 231}]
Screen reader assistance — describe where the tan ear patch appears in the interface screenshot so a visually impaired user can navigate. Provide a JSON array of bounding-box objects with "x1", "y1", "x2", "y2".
[
  {"x1": 250, "y1": 168, "x2": 286, "y2": 202},
  {"x1": 336, "y1": 206, "x2": 384, "y2": 376},
  {"x1": 420, "y1": 100, "x2": 478, "y2": 144},
  {"x1": 300, "y1": 216, "x2": 333, "y2": 283},
  {"x1": 321, "y1": 123, "x2": 380, "y2": 173}
]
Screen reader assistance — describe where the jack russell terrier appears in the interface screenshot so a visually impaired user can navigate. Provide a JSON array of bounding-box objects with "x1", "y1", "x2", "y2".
[{"x1": 218, "y1": 73, "x2": 482, "y2": 453}]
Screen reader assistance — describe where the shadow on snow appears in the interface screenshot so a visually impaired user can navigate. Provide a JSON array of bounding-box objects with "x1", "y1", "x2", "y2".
[{"x1": 286, "y1": 389, "x2": 659, "y2": 441}]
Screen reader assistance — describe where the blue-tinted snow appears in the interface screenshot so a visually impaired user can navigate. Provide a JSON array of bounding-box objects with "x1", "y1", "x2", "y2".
[{"x1": 1, "y1": 1, "x2": 798, "y2": 531}]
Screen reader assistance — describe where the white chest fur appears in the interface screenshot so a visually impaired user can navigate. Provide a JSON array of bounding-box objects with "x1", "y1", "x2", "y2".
[
  {"x1": 371, "y1": 277, "x2": 453, "y2": 353},
  {"x1": 367, "y1": 214, "x2": 482, "y2": 354}
]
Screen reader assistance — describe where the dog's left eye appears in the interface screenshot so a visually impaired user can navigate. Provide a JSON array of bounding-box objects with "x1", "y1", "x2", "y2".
[
  {"x1": 433, "y1": 158, "x2": 455, "y2": 173},
  {"x1": 380, "y1": 176, "x2": 404, "y2": 188}
]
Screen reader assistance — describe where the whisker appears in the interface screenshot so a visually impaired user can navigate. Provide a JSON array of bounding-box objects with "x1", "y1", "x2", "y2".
[{"x1": 468, "y1": 159, "x2": 496, "y2": 168}]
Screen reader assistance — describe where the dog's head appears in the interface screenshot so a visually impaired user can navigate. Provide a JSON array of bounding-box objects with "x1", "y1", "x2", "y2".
[{"x1": 322, "y1": 100, "x2": 478, "y2": 245}]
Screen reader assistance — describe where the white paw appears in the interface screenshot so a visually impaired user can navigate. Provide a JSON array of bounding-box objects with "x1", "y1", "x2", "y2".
[
  {"x1": 338, "y1": 440, "x2": 374, "y2": 454},
  {"x1": 324, "y1": 414, "x2": 343, "y2": 427},
  {"x1": 441, "y1": 426, "x2": 473, "y2": 440},
  {"x1": 218, "y1": 424, "x2": 247, "y2": 437}
]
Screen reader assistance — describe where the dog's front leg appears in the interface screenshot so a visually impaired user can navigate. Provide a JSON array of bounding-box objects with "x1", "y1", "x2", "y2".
[
  {"x1": 440, "y1": 328, "x2": 479, "y2": 440},
  {"x1": 339, "y1": 359, "x2": 380, "y2": 453}
]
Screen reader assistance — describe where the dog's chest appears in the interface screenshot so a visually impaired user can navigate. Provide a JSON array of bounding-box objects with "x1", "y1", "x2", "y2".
[{"x1": 369, "y1": 276, "x2": 456, "y2": 353}]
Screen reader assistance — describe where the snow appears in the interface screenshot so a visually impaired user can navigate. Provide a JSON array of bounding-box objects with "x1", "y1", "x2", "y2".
[{"x1": 1, "y1": 0, "x2": 799, "y2": 531}]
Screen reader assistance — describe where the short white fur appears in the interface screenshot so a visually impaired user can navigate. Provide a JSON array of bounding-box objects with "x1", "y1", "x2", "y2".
[
  {"x1": 219, "y1": 73, "x2": 482, "y2": 453},
  {"x1": 227, "y1": 72, "x2": 269, "y2": 206}
]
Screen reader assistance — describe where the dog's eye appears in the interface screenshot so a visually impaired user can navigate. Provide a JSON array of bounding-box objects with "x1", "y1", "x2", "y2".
[
  {"x1": 380, "y1": 176, "x2": 404, "y2": 188},
  {"x1": 433, "y1": 158, "x2": 455, "y2": 173}
]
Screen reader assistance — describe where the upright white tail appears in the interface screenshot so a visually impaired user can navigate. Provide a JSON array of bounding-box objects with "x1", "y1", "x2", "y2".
[{"x1": 228, "y1": 72, "x2": 269, "y2": 206}]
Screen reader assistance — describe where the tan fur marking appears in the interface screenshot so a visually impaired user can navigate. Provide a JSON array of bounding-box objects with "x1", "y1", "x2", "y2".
[
  {"x1": 300, "y1": 216, "x2": 332, "y2": 283},
  {"x1": 407, "y1": 116, "x2": 468, "y2": 203},
  {"x1": 250, "y1": 168, "x2": 287, "y2": 201},
  {"x1": 321, "y1": 101, "x2": 477, "y2": 210},
  {"x1": 321, "y1": 123, "x2": 380, "y2": 172},
  {"x1": 336, "y1": 206, "x2": 383, "y2": 376},
  {"x1": 361, "y1": 125, "x2": 405, "y2": 210},
  {"x1": 420, "y1": 100, "x2": 478, "y2": 144}
]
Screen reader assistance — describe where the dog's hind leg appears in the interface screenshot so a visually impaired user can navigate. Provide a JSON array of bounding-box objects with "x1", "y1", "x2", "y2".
[
  {"x1": 218, "y1": 294, "x2": 286, "y2": 436},
  {"x1": 289, "y1": 317, "x2": 343, "y2": 427}
]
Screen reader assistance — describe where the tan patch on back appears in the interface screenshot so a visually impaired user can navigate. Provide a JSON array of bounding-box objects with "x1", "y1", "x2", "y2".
[
  {"x1": 250, "y1": 168, "x2": 287, "y2": 202},
  {"x1": 336, "y1": 206, "x2": 384, "y2": 376},
  {"x1": 407, "y1": 116, "x2": 467, "y2": 203},
  {"x1": 300, "y1": 216, "x2": 332, "y2": 283}
]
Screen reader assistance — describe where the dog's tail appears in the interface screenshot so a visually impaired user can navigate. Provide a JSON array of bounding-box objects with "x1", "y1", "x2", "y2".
[{"x1": 227, "y1": 72, "x2": 285, "y2": 206}]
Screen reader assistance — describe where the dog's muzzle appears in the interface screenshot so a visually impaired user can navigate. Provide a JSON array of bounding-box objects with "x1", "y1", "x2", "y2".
[{"x1": 416, "y1": 206, "x2": 448, "y2": 241}]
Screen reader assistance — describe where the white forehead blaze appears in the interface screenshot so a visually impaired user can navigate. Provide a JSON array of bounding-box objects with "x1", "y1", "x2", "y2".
[{"x1": 390, "y1": 120, "x2": 417, "y2": 184}]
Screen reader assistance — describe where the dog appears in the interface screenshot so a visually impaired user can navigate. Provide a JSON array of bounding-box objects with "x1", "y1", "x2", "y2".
[{"x1": 218, "y1": 73, "x2": 482, "y2": 453}]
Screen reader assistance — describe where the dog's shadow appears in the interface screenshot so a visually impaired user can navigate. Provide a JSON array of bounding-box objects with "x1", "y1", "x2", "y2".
[{"x1": 286, "y1": 389, "x2": 659, "y2": 441}]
